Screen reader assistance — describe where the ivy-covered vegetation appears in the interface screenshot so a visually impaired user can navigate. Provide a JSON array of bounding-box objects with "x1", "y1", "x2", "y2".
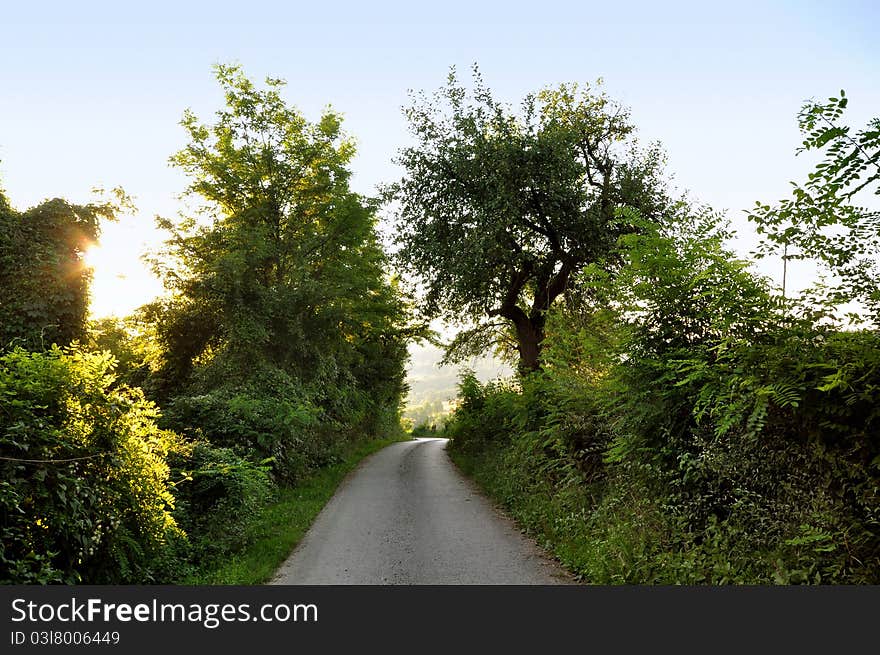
[
  {"x1": 0, "y1": 192, "x2": 122, "y2": 351},
  {"x1": 0, "y1": 66, "x2": 412, "y2": 583},
  {"x1": 428, "y1": 83, "x2": 880, "y2": 583},
  {"x1": 0, "y1": 346, "x2": 181, "y2": 583}
]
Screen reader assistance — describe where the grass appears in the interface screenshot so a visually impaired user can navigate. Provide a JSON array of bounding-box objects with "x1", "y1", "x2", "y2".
[
  {"x1": 184, "y1": 435, "x2": 409, "y2": 585},
  {"x1": 447, "y1": 440, "x2": 653, "y2": 585},
  {"x1": 447, "y1": 439, "x2": 778, "y2": 585}
]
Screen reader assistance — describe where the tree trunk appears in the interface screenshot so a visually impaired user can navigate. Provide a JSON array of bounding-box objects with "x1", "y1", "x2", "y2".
[
  {"x1": 491, "y1": 303, "x2": 544, "y2": 373},
  {"x1": 514, "y1": 318, "x2": 543, "y2": 373},
  {"x1": 491, "y1": 259, "x2": 574, "y2": 374}
]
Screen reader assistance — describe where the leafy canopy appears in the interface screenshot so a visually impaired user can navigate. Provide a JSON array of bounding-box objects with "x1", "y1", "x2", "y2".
[
  {"x1": 0, "y1": 186, "x2": 126, "y2": 351},
  {"x1": 151, "y1": 64, "x2": 408, "y2": 397},
  {"x1": 749, "y1": 91, "x2": 880, "y2": 322},
  {"x1": 387, "y1": 66, "x2": 670, "y2": 370}
]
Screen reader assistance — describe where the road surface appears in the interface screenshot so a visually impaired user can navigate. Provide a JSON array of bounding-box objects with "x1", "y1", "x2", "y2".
[{"x1": 271, "y1": 438, "x2": 572, "y2": 584}]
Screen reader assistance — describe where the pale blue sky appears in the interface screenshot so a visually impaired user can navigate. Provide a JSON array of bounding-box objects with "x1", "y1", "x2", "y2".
[{"x1": 1, "y1": 0, "x2": 878, "y2": 317}]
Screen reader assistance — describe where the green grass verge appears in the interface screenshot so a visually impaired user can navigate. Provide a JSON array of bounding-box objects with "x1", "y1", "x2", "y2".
[
  {"x1": 446, "y1": 443, "x2": 589, "y2": 580},
  {"x1": 184, "y1": 435, "x2": 409, "y2": 585},
  {"x1": 447, "y1": 440, "x2": 784, "y2": 584},
  {"x1": 447, "y1": 441, "x2": 652, "y2": 584}
]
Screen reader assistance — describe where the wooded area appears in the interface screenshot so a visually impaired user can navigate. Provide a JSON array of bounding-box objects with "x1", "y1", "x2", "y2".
[
  {"x1": 1, "y1": 65, "x2": 878, "y2": 584},
  {"x1": 1, "y1": 66, "x2": 413, "y2": 583},
  {"x1": 430, "y1": 81, "x2": 880, "y2": 583}
]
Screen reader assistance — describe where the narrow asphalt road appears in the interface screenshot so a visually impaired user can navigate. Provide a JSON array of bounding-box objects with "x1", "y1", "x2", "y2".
[{"x1": 271, "y1": 438, "x2": 572, "y2": 584}]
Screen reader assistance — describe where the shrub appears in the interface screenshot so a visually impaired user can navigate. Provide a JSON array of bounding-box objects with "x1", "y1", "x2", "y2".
[
  {"x1": 160, "y1": 389, "x2": 322, "y2": 483},
  {"x1": 167, "y1": 441, "x2": 273, "y2": 568},
  {"x1": 410, "y1": 421, "x2": 441, "y2": 437},
  {"x1": 0, "y1": 346, "x2": 181, "y2": 583},
  {"x1": 445, "y1": 211, "x2": 880, "y2": 584}
]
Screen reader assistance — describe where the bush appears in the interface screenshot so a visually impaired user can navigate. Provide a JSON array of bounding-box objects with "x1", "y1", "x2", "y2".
[
  {"x1": 161, "y1": 389, "x2": 322, "y2": 483},
  {"x1": 410, "y1": 421, "x2": 441, "y2": 437},
  {"x1": 445, "y1": 372, "x2": 521, "y2": 452},
  {"x1": 167, "y1": 441, "x2": 274, "y2": 568},
  {"x1": 446, "y1": 211, "x2": 880, "y2": 584},
  {"x1": 0, "y1": 346, "x2": 181, "y2": 583}
]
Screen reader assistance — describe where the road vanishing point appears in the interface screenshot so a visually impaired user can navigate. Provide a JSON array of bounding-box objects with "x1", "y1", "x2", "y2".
[{"x1": 271, "y1": 438, "x2": 573, "y2": 584}]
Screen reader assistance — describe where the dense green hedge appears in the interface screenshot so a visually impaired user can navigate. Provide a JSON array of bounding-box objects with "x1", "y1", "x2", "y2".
[
  {"x1": 447, "y1": 216, "x2": 880, "y2": 584},
  {"x1": 0, "y1": 65, "x2": 412, "y2": 584},
  {"x1": 0, "y1": 341, "x2": 406, "y2": 584},
  {"x1": 0, "y1": 346, "x2": 180, "y2": 583}
]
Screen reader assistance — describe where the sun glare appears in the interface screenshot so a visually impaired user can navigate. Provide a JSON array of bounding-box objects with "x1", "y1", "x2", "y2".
[
  {"x1": 84, "y1": 216, "x2": 166, "y2": 319},
  {"x1": 83, "y1": 242, "x2": 104, "y2": 271}
]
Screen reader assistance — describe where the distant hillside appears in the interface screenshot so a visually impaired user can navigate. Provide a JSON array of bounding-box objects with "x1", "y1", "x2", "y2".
[{"x1": 403, "y1": 342, "x2": 512, "y2": 427}]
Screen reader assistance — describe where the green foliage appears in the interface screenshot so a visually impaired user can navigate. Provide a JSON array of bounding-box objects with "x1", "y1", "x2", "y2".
[
  {"x1": 749, "y1": 91, "x2": 880, "y2": 321},
  {"x1": 387, "y1": 66, "x2": 672, "y2": 371},
  {"x1": 0, "y1": 194, "x2": 120, "y2": 351},
  {"x1": 149, "y1": 64, "x2": 409, "y2": 400},
  {"x1": 143, "y1": 65, "x2": 411, "y2": 473},
  {"x1": 447, "y1": 198, "x2": 880, "y2": 584},
  {"x1": 161, "y1": 388, "x2": 323, "y2": 483},
  {"x1": 409, "y1": 421, "x2": 442, "y2": 437},
  {"x1": 86, "y1": 316, "x2": 161, "y2": 391},
  {"x1": 444, "y1": 372, "x2": 520, "y2": 450},
  {"x1": 0, "y1": 346, "x2": 181, "y2": 583},
  {"x1": 0, "y1": 67, "x2": 413, "y2": 585},
  {"x1": 166, "y1": 441, "x2": 273, "y2": 569},
  {"x1": 403, "y1": 398, "x2": 450, "y2": 432}
]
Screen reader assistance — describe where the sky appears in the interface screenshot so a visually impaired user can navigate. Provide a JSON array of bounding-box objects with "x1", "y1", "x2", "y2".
[{"x1": 1, "y1": 0, "x2": 878, "y2": 389}]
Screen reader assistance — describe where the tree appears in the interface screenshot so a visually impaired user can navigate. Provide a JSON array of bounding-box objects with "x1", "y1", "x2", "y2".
[
  {"x1": 749, "y1": 91, "x2": 880, "y2": 322},
  {"x1": 149, "y1": 65, "x2": 411, "y2": 428},
  {"x1": 386, "y1": 67, "x2": 670, "y2": 372},
  {"x1": 0, "y1": 185, "x2": 121, "y2": 351}
]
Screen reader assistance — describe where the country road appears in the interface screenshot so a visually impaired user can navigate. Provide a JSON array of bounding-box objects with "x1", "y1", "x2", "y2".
[{"x1": 271, "y1": 438, "x2": 572, "y2": 584}]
